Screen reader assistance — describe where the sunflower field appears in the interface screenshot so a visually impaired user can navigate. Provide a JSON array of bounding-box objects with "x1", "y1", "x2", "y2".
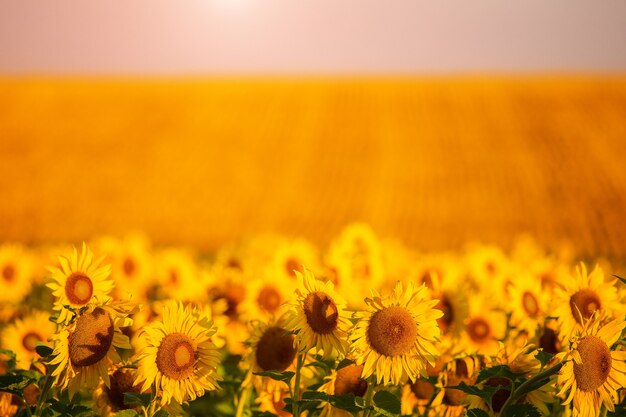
[{"x1": 0, "y1": 224, "x2": 625, "y2": 417}]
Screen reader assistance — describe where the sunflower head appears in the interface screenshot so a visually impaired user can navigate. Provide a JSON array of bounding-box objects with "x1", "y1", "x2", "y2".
[
  {"x1": 557, "y1": 317, "x2": 626, "y2": 417},
  {"x1": 285, "y1": 267, "x2": 349, "y2": 357},
  {"x1": 136, "y1": 301, "x2": 221, "y2": 406},
  {"x1": 46, "y1": 243, "x2": 114, "y2": 324},
  {"x1": 351, "y1": 281, "x2": 442, "y2": 385}
]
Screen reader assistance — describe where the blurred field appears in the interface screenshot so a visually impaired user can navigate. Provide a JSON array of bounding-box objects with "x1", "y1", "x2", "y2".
[{"x1": 1, "y1": 77, "x2": 625, "y2": 259}]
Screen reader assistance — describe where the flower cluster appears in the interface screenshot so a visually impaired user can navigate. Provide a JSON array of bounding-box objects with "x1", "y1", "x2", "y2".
[{"x1": 0, "y1": 224, "x2": 624, "y2": 417}]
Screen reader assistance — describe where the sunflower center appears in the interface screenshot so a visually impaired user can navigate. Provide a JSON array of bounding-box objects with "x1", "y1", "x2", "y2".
[
  {"x1": 68, "y1": 307, "x2": 114, "y2": 367},
  {"x1": 65, "y1": 273, "x2": 94, "y2": 305},
  {"x1": 522, "y1": 291, "x2": 539, "y2": 316},
  {"x1": 21, "y1": 332, "x2": 42, "y2": 352},
  {"x1": 467, "y1": 317, "x2": 491, "y2": 343},
  {"x1": 334, "y1": 364, "x2": 368, "y2": 397},
  {"x1": 219, "y1": 284, "x2": 246, "y2": 319},
  {"x1": 443, "y1": 360, "x2": 470, "y2": 406},
  {"x1": 573, "y1": 335, "x2": 612, "y2": 392},
  {"x1": 122, "y1": 257, "x2": 136, "y2": 276},
  {"x1": 368, "y1": 306, "x2": 417, "y2": 357},
  {"x1": 539, "y1": 326, "x2": 560, "y2": 355},
  {"x1": 256, "y1": 326, "x2": 297, "y2": 372},
  {"x1": 106, "y1": 368, "x2": 142, "y2": 411},
  {"x1": 569, "y1": 289, "x2": 601, "y2": 324},
  {"x1": 411, "y1": 379, "x2": 435, "y2": 400},
  {"x1": 303, "y1": 291, "x2": 339, "y2": 334},
  {"x1": 1, "y1": 264, "x2": 15, "y2": 282},
  {"x1": 257, "y1": 285, "x2": 282, "y2": 314},
  {"x1": 437, "y1": 296, "x2": 454, "y2": 333},
  {"x1": 285, "y1": 258, "x2": 302, "y2": 278},
  {"x1": 156, "y1": 333, "x2": 196, "y2": 380}
]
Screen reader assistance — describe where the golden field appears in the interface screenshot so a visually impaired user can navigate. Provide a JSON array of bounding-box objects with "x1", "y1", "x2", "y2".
[{"x1": 0, "y1": 77, "x2": 625, "y2": 417}]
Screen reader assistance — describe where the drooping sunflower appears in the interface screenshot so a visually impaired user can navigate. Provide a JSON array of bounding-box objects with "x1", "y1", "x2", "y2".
[
  {"x1": 284, "y1": 267, "x2": 350, "y2": 358},
  {"x1": 553, "y1": 263, "x2": 623, "y2": 338},
  {"x1": 135, "y1": 301, "x2": 221, "y2": 406},
  {"x1": 48, "y1": 301, "x2": 136, "y2": 397},
  {"x1": 242, "y1": 317, "x2": 299, "y2": 391},
  {"x1": 1, "y1": 310, "x2": 56, "y2": 370},
  {"x1": 556, "y1": 318, "x2": 626, "y2": 417},
  {"x1": 93, "y1": 364, "x2": 146, "y2": 416},
  {"x1": 0, "y1": 243, "x2": 35, "y2": 305},
  {"x1": 318, "y1": 364, "x2": 369, "y2": 417},
  {"x1": 46, "y1": 243, "x2": 114, "y2": 324},
  {"x1": 350, "y1": 281, "x2": 442, "y2": 385}
]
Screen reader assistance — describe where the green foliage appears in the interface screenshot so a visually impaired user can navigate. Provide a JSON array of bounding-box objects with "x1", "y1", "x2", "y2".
[
  {"x1": 253, "y1": 370, "x2": 296, "y2": 385},
  {"x1": 501, "y1": 403, "x2": 541, "y2": 417},
  {"x1": 0, "y1": 369, "x2": 43, "y2": 397},
  {"x1": 475, "y1": 365, "x2": 526, "y2": 385},
  {"x1": 123, "y1": 392, "x2": 152, "y2": 408},
  {"x1": 465, "y1": 409, "x2": 490, "y2": 417},
  {"x1": 373, "y1": 390, "x2": 401, "y2": 416}
]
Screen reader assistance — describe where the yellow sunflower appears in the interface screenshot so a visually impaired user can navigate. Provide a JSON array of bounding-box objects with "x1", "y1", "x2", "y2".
[
  {"x1": 0, "y1": 243, "x2": 34, "y2": 304},
  {"x1": 153, "y1": 249, "x2": 201, "y2": 302},
  {"x1": 400, "y1": 359, "x2": 444, "y2": 416},
  {"x1": 508, "y1": 273, "x2": 548, "y2": 338},
  {"x1": 93, "y1": 364, "x2": 146, "y2": 416},
  {"x1": 556, "y1": 318, "x2": 626, "y2": 417},
  {"x1": 46, "y1": 243, "x2": 114, "y2": 324},
  {"x1": 0, "y1": 392, "x2": 17, "y2": 417},
  {"x1": 553, "y1": 263, "x2": 623, "y2": 338},
  {"x1": 318, "y1": 364, "x2": 369, "y2": 417},
  {"x1": 461, "y1": 296, "x2": 507, "y2": 356},
  {"x1": 94, "y1": 233, "x2": 153, "y2": 302},
  {"x1": 48, "y1": 301, "x2": 136, "y2": 397},
  {"x1": 135, "y1": 301, "x2": 221, "y2": 406},
  {"x1": 1, "y1": 310, "x2": 56, "y2": 370},
  {"x1": 350, "y1": 281, "x2": 442, "y2": 385},
  {"x1": 284, "y1": 267, "x2": 350, "y2": 358}
]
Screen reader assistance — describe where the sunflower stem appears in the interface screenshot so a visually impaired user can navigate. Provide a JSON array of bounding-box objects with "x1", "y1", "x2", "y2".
[
  {"x1": 292, "y1": 352, "x2": 305, "y2": 417},
  {"x1": 235, "y1": 384, "x2": 251, "y2": 417},
  {"x1": 362, "y1": 378, "x2": 375, "y2": 417},
  {"x1": 499, "y1": 361, "x2": 563, "y2": 416}
]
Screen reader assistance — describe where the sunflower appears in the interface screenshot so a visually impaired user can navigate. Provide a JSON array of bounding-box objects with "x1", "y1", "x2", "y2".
[
  {"x1": 553, "y1": 263, "x2": 623, "y2": 338},
  {"x1": 93, "y1": 364, "x2": 146, "y2": 416},
  {"x1": 0, "y1": 243, "x2": 34, "y2": 305},
  {"x1": 461, "y1": 296, "x2": 507, "y2": 356},
  {"x1": 94, "y1": 234, "x2": 153, "y2": 302},
  {"x1": 48, "y1": 301, "x2": 136, "y2": 397},
  {"x1": 284, "y1": 267, "x2": 350, "y2": 358},
  {"x1": 46, "y1": 243, "x2": 114, "y2": 324},
  {"x1": 241, "y1": 316, "x2": 315, "y2": 394},
  {"x1": 468, "y1": 341, "x2": 555, "y2": 415},
  {"x1": 255, "y1": 385, "x2": 291, "y2": 417},
  {"x1": 153, "y1": 249, "x2": 201, "y2": 302},
  {"x1": 325, "y1": 223, "x2": 385, "y2": 308},
  {"x1": 135, "y1": 301, "x2": 221, "y2": 406},
  {"x1": 318, "y1": 364, "x2": 369, "y2": 417},
  {"x1": 424, "y1": 270, "x2": 468, "y2": 339},
  {"x1": 508, "y1": 273, "x2": 548, "y2": 338},
  {"x1": 0, "y1": 392, "x2": 17, "y2": 417},
  {"x1": 1, "y1": 310, "x2": 55, "y2": 370},
  {"x1": 400, "y1": 359, "x2": 444, "y2": 416},
  {"x1": 350, "y1": 281, "x2": 442, "y2": 385},
  {"x1": 556, "y1": 318, "x2": 626, "y2": 417}
]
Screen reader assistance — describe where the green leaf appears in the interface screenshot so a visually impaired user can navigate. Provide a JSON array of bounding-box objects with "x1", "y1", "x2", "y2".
[
  {"x1": 501, "y1": 403, "x2": 541, "y2": 417},
  {"x1": 534, "y1": 349, "x2": 554, "y2": 368},
  {"x1": 153, "y1": 409, "x2": 169, "y2": 417},
  {"x1": 336, "y1": 358, "x2": 355, "y2": 370},
  {"x1": 447, "y1": 381, "x2": 503, "y2": 406},
  {"x1": 113, "y1": 410, "x2": 140, "y2": 417},
  {"x1": 0, "y1": 349, "x2": 17, "y2": 371},
  {"x1": 373, "y1": 390, "x2": 401, "y2": 416},
  {"x1": 35, "y1": 344, "x2": 54, "y2": 358},
  {"x1": 305, "y1": 360, "x2": 331, "y2": 373},
  {"x1": 465, "y1": 409, "x2": 490, "y2": 417},
  {"x1": 475, "y1": 365, "x2": 525, "y2": 385},
  {"x1": 253, "y1": 370, "x2": 295, "y2": 385},
  {"x1": 251, "y1": 411, "x2": 278, "y2": 417},
  {"x1": 328, "y1": 393, "x2": 365, "y2": 412},
  {"x1": 123, "y1": 392, "x2": 151, "y2": 408},
  {"x1": 0, "y1": 370, "x2": 42, "y2": 396}
]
